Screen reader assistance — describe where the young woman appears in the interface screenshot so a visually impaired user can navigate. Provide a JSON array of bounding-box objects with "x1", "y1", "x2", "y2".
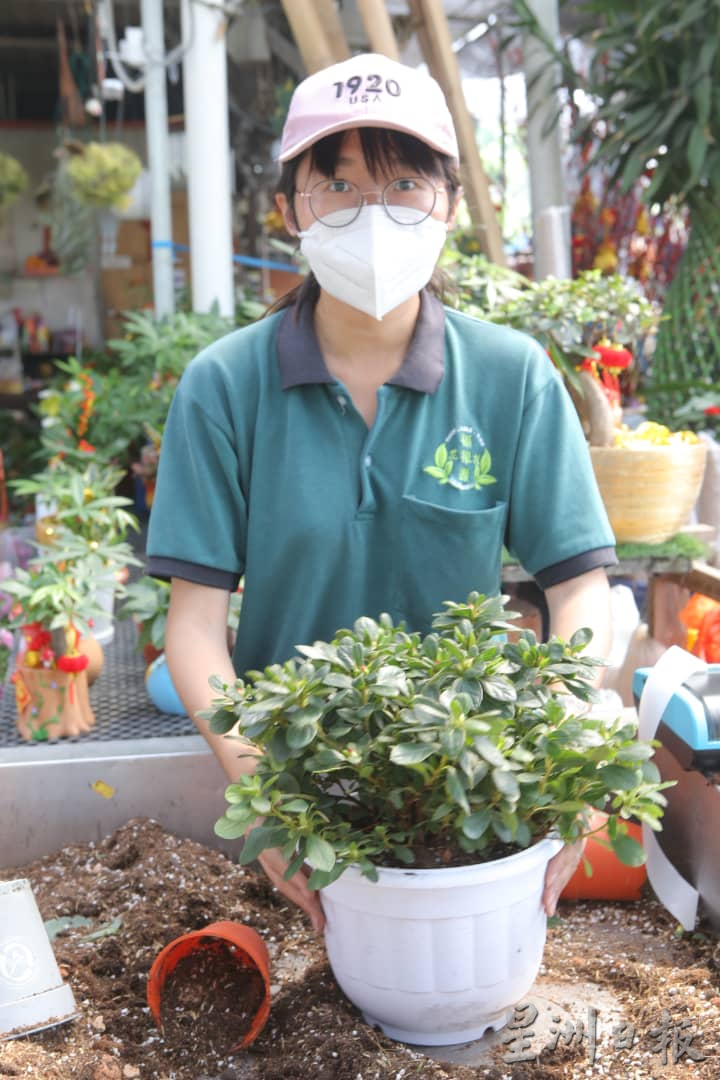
[{"x1": 147, "y1": 53, "x2": 616, "y2": 932}]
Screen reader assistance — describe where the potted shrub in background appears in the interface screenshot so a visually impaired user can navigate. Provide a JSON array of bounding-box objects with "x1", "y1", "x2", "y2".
[
  {"x1": 10, "y1": 459, "x2": 141, "y2": 645},
  {"x1": 118, "y1": 576, "x2": 171, "y2": 667},
  {"x1": 118, "y1": 578, "x2": 243, "y2": 715},
  {"x1": 209, "y1": 592, "x2": 669, "y2": 1045},
  {"x1": 447, "y1": 255, "x2": 659, "y2": 445}
]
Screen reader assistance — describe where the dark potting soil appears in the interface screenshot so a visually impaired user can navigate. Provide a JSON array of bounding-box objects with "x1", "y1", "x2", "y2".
[
  {"x1": 159, "y1": 945, "x2": 267, "y2": 1055},
  {"x1": 1, "y1": 817, "x2": 720, "y2": 1079}
]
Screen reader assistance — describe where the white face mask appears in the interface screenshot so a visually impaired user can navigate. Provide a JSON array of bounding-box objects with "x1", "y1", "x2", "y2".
[{"x1": 298, "y1": 205, "x2": 448, "y2": 320}]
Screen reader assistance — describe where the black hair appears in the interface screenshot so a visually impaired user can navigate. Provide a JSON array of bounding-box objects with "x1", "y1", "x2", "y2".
[{"x1": 265, "y1": 127, "x2": 460, "y2": 317}]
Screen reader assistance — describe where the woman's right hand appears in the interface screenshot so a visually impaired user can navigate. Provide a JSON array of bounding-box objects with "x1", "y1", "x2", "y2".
[{"x1": 257, "y1": 847, "x2": 326, "y2": 933}]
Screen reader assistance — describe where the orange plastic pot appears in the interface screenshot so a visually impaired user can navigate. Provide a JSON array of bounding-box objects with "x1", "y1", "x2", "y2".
[
  {"x1": 561, "y1": 813, "x2": 647, "y2": 901},
  {"x1": 146, "y1": 921, "x2": 271, "y2": 1050}
]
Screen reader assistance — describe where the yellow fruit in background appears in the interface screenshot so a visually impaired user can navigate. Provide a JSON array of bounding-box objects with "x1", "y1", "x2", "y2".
[{"x1": 613, "y1": 421, "x2": 699, "y2": 447}]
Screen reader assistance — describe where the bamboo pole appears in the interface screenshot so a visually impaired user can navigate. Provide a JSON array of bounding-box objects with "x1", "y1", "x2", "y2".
[
  {"x1": 311, "y1": 0, "x2": 351, "y2": 61},
  {"x1": 280, "y1": 0, "x2": 338, "y2": 73},
  {"x1": 356, "y1": 0, "x2": 400, "y2": 60},
  {"x1": 407, "y1": 0, "x2": 506, "y2": 265}
]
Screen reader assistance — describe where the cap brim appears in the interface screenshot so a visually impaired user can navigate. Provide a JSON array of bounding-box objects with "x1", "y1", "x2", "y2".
[{"x1": 278, "y1": 117, "x2": 458, "y2": 163}]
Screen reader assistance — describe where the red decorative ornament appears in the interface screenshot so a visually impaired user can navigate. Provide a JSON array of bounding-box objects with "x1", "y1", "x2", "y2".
[
  {"x1": 56, "y1": 653, "x2": 90, "y2": 673},
  {"x1": 592, "y1": 343, "x2": 633, "y2": 370}
]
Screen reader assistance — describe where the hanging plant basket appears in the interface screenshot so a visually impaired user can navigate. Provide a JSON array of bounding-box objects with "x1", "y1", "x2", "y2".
[{"x1": 64, "y1": 142, "x2": 143, "y2": 211}]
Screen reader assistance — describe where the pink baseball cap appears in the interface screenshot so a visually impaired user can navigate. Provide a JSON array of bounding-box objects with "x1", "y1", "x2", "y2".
[{"x1": 278, "y1": 53, "x2": 459, "y2": 163}]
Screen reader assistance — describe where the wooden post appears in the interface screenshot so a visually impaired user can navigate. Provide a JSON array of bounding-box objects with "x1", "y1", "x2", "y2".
[
  {"x1": 311, "y1": 0, "x2": 351, "y2": 62},
  {"x1": 407, "y1": 0, "x2": 506, "y2": 266},
  {"x1": 357, "y1": 0, "x2": 400, "y2": 60},
  {"x1": 280, "y1": 0, "x2": 338, "y2": 73}
]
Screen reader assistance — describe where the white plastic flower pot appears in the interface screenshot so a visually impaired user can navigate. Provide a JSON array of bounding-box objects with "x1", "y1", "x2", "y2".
[
  {"x1": 0, "y1": 879, "x2": 78, "y2": 1040},
  {"x1": 321, "y1": 835, "x2": 562, "y2": 1046}
]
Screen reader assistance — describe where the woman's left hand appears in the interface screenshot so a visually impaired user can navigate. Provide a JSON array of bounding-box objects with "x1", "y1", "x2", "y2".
[{"x1": 542, "y1": 839, "x2": 585, "y2": 916}]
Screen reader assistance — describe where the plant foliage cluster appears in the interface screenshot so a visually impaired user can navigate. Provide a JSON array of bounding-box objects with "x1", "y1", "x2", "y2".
[
  {"x1": 445, "y1": 251, "x2": 658, "y2": 392},
  {"x1": 211, "y1": 593, "x2": 669, "y2": 889}
]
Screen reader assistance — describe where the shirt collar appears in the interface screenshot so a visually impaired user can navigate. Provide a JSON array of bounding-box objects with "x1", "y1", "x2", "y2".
[{"x1": 276, "y1": 289, "x2": 446, "y2": 394}]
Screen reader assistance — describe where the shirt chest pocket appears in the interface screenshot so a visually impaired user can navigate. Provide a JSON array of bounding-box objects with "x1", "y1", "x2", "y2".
[{"x1": 393, "y1": 494, "x2": 508, "y2": 632}]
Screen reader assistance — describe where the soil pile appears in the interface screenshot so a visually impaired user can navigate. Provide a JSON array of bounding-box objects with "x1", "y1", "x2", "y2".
[{"x1": 0, "y1": 817, "x2": 718, "y2": 1079}]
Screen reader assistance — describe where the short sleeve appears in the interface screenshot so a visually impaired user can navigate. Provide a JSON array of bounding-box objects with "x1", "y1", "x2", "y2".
[
  {"x1": 146, "y1": 362, "x2": 247, "y2": 589},
  {"x1": 505, "y1": 360, "x2": 616, "y2": 581}
]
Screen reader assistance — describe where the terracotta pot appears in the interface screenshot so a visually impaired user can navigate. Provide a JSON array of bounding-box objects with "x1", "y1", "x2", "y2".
[
  {"x1": 77, "y1": 635, "x2": 104, "y2": 686},
  {"x1": 142, "y1": 642, "x2": 163, "y2": 666},
  {"x1": 146, "y1": 921, "x2": 271, "y2": 1050},
  {"x1": 560, "y1": 812, "x2": 647, "y2": 901},
  {"x1": 13, "y1": 666, "x2": 96, "y2": 742}
]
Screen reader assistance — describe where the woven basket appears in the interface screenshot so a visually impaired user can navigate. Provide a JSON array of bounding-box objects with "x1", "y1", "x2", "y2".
[{"x1": 590, "y1": 442, "x2": 707, "y2": 544}]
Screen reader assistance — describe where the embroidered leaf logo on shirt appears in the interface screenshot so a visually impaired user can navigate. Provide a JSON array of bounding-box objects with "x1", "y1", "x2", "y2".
[{"x1": 423, "y1": 426, "x2": 497, "y2": 491}]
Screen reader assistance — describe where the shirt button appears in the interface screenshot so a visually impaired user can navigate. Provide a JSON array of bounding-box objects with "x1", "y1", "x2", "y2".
[
  {"x1": 364, "y1": 455, "x2": 372, "y2": 468},
  {"x1": 337, "y1": 394, "x2": 347, "y2": 408}
]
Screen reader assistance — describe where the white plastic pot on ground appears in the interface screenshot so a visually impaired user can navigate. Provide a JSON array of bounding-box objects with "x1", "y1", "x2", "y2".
[
  {"x1": 0, "y1": 878, "x2": 78, "y2": 1040},
  {"x1": 321, "y1": 835, "x2": 562, "y2": 1046}
]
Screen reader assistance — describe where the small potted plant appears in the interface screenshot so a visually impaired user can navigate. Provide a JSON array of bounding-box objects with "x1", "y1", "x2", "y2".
[
  {"x1": 208, "y1": 592, "x2": 670, "y2": 1045},
  {"x1": 3, "y1": 548, "x2": 108, "y2": 740},
  {"x1": 10, "y1": 459, "x2": 142, "y2": 644},
  {"x1": 118, "y1": 575, "x2": 171, "y2": 666},
  {"x1": 118, "y1": 578, "x2": 244, "y2": 715}
]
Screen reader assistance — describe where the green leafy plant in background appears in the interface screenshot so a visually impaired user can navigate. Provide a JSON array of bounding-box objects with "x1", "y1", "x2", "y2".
[
  {"x1": 118, "y1": 576, "x2": 171, "y2": 656},
  {"x1": 48, "y1": 166, "x2": 97, "y2": 274},
  {"x1": 34, "y1": 305, "x2": 264, "y2": 469},
  {"x1": 210, "y1": 592, "x2": 670, "y2": 889},
  {"x1": 509, "y1": 0, "x2": 720, "y2": 427},
  {"x1": 449, "y1": 252, "x2": 658, "y2": 392},
  {"x1": 3, "y1": 547, "x2": 109, "y2": 641},
  {"x1": 36, "y1": 356, "x2": 155, "y2": 468},
  {"x1": 10, "y1": 460, "x2": 140, "y2": 556}
]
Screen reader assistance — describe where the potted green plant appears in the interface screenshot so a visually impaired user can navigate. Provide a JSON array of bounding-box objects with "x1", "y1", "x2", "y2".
[
  {"x1": 449, "y1": 254, "x2": 659, "y2": 445},
  {"x1": 118, "y1": 576, "x2": 171, "y2": 666},
  {"x1": 208, "y1": 592, "x2": 669, "y2": 1044},
  {"x1": 3, "y1": 548, "x2": 108, "y2": 740},
  {"x1": 10, "y1": 460, "x2": 141, "y2": 644}
]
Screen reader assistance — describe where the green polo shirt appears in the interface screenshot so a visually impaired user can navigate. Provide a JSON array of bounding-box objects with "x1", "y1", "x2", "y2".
[{"x1": 146, "y1": 292, "x2": 616, "y2": 674}]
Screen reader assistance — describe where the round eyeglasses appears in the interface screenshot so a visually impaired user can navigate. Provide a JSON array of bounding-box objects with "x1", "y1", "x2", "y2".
[{"x1": 295, "y1": 176, "x2": 446, "y2": 227}]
